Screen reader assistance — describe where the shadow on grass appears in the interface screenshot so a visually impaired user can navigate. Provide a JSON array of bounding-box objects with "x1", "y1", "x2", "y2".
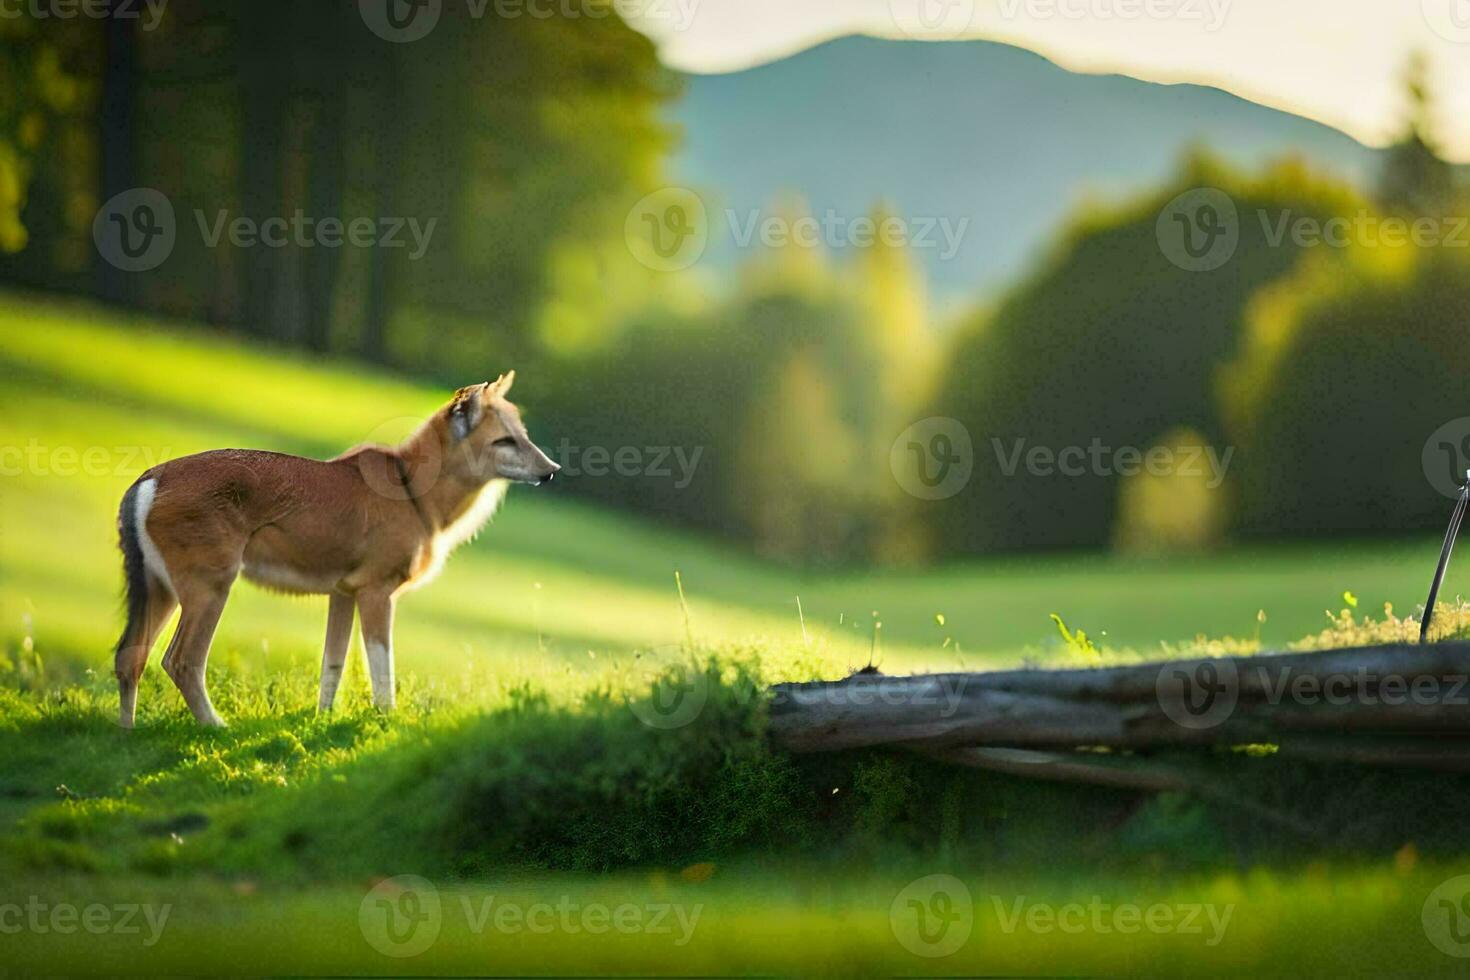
[{"x1": 6, "y1": 655, "x2": 1470, "y2": 888}]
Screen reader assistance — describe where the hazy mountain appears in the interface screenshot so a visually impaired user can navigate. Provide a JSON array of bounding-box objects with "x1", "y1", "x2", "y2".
[{"x1": 668, "y1": 35, "x2": 1384, "y2": 307}]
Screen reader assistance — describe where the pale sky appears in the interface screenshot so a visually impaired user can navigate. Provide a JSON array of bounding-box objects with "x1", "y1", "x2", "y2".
[{"x1": 632, "y1": 0, "x2": 1470, "y2": 160}]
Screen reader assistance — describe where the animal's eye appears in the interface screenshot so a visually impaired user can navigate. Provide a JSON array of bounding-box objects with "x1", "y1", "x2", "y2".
[{"x1": 492, "y1": 436, "x2": 516, "y2": 447}]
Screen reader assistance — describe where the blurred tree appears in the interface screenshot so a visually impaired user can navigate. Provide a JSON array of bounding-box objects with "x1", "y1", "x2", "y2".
[
  {"x1": 382, "y1": 6, "x2": 675, "y2": 376},
  {"x1": 736, "y1": 350, "x2": 868, "y2": 563},
  {"x1": 1223, "y1": 68, "x2": 1470, "y2": 540},
  {"x1": 854, "y1": 201, "x2": 937, "y2": 563},
  {"x1": 1376, "y1": 52, "x2": 1456, "y2": 218},
  {"x1": 1, "y1": 1, "x2": 675, "y2": 372},
  {"x1": 1112, "y1": 426, "x2": 1230, "y2": 554},
  {"x1": 96, "y1": 0, "x2": 138, "y2": 308},
  {"x1": 1222, "y1": 244, "x2": 1470, "y2": 537},
  {"x1": 926, "y1": 152, "x2": 1362, "y2": 554},
  {"x1": 856, "y1": 201, "x2": 931, "y2": 389},
  {"x1": 544, "y1": 197, "x2": 926, "y2": 564},
  {"x1": 0, "y1": 12, "x2": 98, "y2": 285}
]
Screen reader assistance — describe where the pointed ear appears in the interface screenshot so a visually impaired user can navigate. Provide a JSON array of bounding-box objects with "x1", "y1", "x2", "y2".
[
  {"x1": 448, "y1": 384, "x2": 486, "y2": 440},
  {"x1": 493, "y1": 370, "x2": 515, "y2": 398}
]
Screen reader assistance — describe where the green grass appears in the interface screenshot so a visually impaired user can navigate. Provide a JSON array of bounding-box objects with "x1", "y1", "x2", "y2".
[
  {"x1": 4, "y1": 292, "x2": 1470, "y2": 976},
  {"x1": 1, "y1": 295, "x2": 1460, "y2": 684}
]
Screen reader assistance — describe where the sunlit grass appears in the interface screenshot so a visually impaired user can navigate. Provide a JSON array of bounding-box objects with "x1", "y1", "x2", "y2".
[
  {"x1": 5, "y1": 860, "x2": 1465, "y2": 977},
  {"x1": 3, "y1": 291, "x2": 1463, "y2": 696},
  {"x1": 5, "y1": 294, "x2": 1470, "y2": 976}
]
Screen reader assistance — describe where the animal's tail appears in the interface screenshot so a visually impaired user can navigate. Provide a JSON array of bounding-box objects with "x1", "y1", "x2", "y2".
[{"x1": 115, "y1": 478, "x2": 149, "y2": 660}]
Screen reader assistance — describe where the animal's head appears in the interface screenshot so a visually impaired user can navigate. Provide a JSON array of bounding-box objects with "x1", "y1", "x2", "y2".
[{"x1": 442, "y1": 372, "x2": 560, "y2": 485}]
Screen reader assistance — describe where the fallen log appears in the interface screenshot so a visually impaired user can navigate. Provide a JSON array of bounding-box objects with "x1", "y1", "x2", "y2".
[{"x1": 767, "y1": 643, "x2": 1470, "y2": 764}]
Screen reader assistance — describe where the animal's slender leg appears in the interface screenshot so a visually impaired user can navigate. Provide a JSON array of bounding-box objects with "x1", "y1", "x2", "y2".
[
  {"x1": 161, "y1": 576, "x2": 234, "y2": 727},
  {"x1": 318, "y1": 591, "x2": 356, "y2": 712},
  {"x1": 115, "y1": 577, "x2": 178, "y2": 728},
  {"x1": 357, "y1": 588, "x2": 397, "y2": 711}
]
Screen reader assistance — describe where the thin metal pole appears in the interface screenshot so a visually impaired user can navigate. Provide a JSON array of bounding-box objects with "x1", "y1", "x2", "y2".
[{"x1": 1420, "y1": 480, "x2": 1470, "y2": 643}]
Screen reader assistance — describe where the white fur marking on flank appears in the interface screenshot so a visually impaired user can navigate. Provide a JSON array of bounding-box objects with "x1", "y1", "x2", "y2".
[{"x1": 134, "y1": 478, "x2": 176, "y2": 596}]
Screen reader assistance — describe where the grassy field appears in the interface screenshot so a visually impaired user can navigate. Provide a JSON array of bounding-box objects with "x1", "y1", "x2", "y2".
[{"x1": 3, "y1": 293, "x2": 1470, "y2": 976}]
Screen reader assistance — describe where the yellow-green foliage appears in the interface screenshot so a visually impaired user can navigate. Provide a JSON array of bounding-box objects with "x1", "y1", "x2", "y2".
[
  {"x1": 1223, "y1": 238, "x2": 1470, "y2": 535},
  {"x1": 1113, "y1": 426, "x2": 1231, "y2": 554},
  {"x1": 929, "y1": 151, "x2": 1368, "y2": 554}
]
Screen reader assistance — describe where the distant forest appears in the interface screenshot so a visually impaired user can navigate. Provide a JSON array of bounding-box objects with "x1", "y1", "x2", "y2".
[{"x1": 2, "y1": 8, "x2": 1466, "y2": 562}]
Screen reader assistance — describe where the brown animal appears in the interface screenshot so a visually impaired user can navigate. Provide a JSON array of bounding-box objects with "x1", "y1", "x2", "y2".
[{"x1": 112, "y1": 373, "x2": 558, "y2": 727}]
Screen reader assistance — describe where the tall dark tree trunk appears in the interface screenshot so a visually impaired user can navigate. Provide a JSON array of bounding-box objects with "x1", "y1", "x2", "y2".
[
  {"x1": 302, "y1": 83, "x2": 346, "y2": 353},
  {"x1": 235, "y1": 2, "x2": 287, "y2": 338},
  {"x1": 96, "y1": 1, "x2": 137, "y2": 308},
  {"x1": 361, "y1": 49, "x2": 401, "y2": 364}
]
